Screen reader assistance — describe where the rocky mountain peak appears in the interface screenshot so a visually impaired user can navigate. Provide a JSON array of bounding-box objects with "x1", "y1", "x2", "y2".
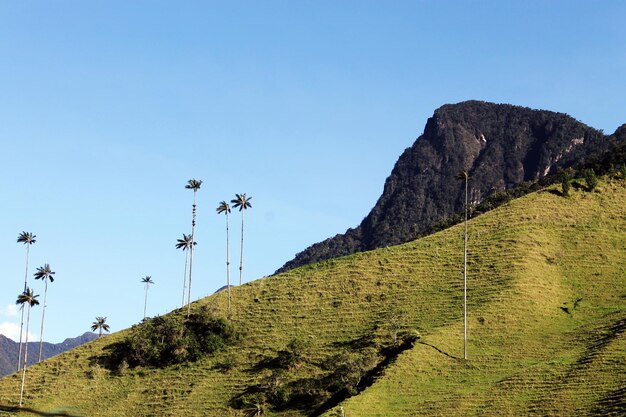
[{"x1": 276, "y1": 101, "x2": 619, "y2": 274}]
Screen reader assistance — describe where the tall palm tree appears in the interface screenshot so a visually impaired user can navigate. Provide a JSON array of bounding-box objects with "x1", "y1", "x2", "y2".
[
  {"x1": 231, "y1": 193, "x2": 252, "y2": 285},
  {"x1": 16, "y1": 231, "x2": 36, "y2": 372},
  {"x1": 141, "y1": 276, "x2": 154, "y2": 320},
  {"x1": 33, "y1": 264, "x2": 55, "y2": 363},
  {"x1": 185, "y1": 179, "x2": 202, "y2": 315},
  {"x1": 91, "y1": 316, "x2": 110, "y2": 338},
  {"x1": 176, "y1": 233, "x2": 195, "y2": 308},
  {"x1": 456, "y1": 170, "x2": 470, "y2": 360},
  {"x1": 16, "y1": 288, "x2": 39, "y2": 407},
  {"x1": 216, "y1": 201, "x2": 232, "y2": 318}
]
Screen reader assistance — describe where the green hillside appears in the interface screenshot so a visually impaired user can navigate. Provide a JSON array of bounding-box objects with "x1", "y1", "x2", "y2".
[{"x1": 1, "y1": 177, "x2": 625, "y2": 416}]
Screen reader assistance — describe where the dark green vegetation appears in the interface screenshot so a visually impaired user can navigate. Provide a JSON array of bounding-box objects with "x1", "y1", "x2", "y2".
[
  {"x1": 0, "y1": 176, "x2": 624, "y2": 416},
  {"x1": 278, "y1": 100, "x2": 624, "y2": 273},
  {"x1": 99, "y1": 307, "x2": 237, "y2": 370}
]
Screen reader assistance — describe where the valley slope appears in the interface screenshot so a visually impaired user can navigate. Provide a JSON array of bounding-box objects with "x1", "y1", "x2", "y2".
[{"x1": 0, "y1": 177, "x2": 624, "y2": 416}]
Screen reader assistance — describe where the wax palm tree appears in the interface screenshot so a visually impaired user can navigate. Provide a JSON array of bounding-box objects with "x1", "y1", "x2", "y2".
[
  {"x1": 16, "y1": 288, "x2": 39, "y2": 407},
  {"x1": 16, "y1": 231, "x2": 36, "y2": 372},
  {"x1": 231, "y1": 193, "x2": 252, "y2": 285},
  {"x1": 176, "y1": 233, "x2": 195, "y2": 308},
  {"x1": 33, "y1": 264, "x2": 55, "y2": 362},
  {"x1": 141, "y1": 276, "x2": 154, "y2": 320},
  {"x1": 216, "y1": 201, "x2": 232, "y2": 318},
  {"x1": 456, "y1": 170, "x2": 470, "y2": 360},
  {"x1": 185, "y1": 179, "x2": 202, "y2": 315},
  {"x1": 91, "y1": 316, "x2": 110, "y2": 338}
]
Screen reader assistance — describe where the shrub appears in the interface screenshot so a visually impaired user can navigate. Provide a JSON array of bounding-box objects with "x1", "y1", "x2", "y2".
[
  {"x1": 275, "y1": 337, "x2": 310, "y2": 370},
  {"x1": 323, "y1": 349, "x2": 378, "y2": 391},
  {"x1": 561, "y1": 176, "x2": 571, "y2": 196},
  {"x1": 584, "y1": 168, "x2": 599, "y2": 190},
  {"x1": 104, "y1": 307, "x2": 237, "y2": 369}
]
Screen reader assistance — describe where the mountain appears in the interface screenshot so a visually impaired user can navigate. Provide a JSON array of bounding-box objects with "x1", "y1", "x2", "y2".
[
  {"x1": 0, "y1": 332, "x2": 98, "y2": 377},
  {"x1": 277, "y1": 100, "x2": 621, "y2": 273},
  {"x1": 0, "y1": 176, "x2": 624, "y2": 416}
]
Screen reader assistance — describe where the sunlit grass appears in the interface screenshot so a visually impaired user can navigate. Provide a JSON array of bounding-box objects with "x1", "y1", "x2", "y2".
[{"x1": 0, "y1": 177, "x2": 624, "y2": 417}]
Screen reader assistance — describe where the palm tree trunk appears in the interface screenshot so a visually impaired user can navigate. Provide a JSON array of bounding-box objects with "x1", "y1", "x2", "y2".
[
  {"x1": 143, "y1": 286, "x2": 148, "y2": 320},
  {"x1": 17, "y1": 245, "x2": 30, "y2": 371},
  {"x1": 181, "y1": 250, "x2": 188, "y2": 308},
  {"x1": 17, "y1": 306, "x2": 25, "y2": 372},
  {"x1": 226, "y1": 210, "x2": 231, "y2": 318},
  {"x1": 38, "y1": 280, "x2": 48, "y2": 362},
  {"x1": 463, "y1": 175, "x2": 468, "y2": 360},
  {"x1": 187, "y1": 190, "x2": 197, "y2": 316},
  {"x1": 239, "y1": 209, "x2": 245, "y2": 286},
  {"x1": 19, "y1": 304, "x2": 32, "y2": 407}
]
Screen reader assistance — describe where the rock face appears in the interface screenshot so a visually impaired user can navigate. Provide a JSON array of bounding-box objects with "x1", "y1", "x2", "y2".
[
  {"x1": 0, "y1": 332, "x2": 98, "y2": 377},
  {"x1": 277, "y1": 100, "x2": 619, "y2": 273}
]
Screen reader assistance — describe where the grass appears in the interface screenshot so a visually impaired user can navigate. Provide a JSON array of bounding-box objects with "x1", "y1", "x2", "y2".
[{"x1": 0, "y1": 177, "x2": 624, "y2": 416}]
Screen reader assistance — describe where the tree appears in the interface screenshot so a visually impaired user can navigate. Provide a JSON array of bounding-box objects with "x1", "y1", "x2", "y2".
[
  {"x1": 33, "y1": 264, "x2": 55, "y2": 362},
  {"x1": 16, "y1": 288, "x2": 39, "y2": 407},
  {"x1": 176, "y1": 233, "x2": 195, "y2": 308},
  {"x1": 141, "y1": 276, "x2": 154, "y2": 320},
  {"x1": 91, "y1": 316, "x2": 110, "y2": 338},
  {"x1": 561, "y1": 170, "x2": 572, "y2": 197},
  {"x1": 16, "y1": 231, "x2": 36, "y2": 372},
  {"x1": 456, "y1": 170, "x2": 469, "y2": 360},
  {"x1": 231, "y1": 193, "x2": 252, "y2": 285},
  {"x1": 584, "y1": 168, "x2": 598, "y2": 191},
  {"x1": 185, "y1": 179, "x2": 202, "y2": 316},
  {"x1": 561, "y1": 177, "x2": 571, "y2": 196},
  {"x1": 216, "y1": 201, "x2": 232, "y2": 318}
]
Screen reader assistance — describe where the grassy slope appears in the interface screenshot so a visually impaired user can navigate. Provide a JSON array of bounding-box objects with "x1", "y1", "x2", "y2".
[{"x1": 0, "y1": 178, "x2": 624, "y2": 417}]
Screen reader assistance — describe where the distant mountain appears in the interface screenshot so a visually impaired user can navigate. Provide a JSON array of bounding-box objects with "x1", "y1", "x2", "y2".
[
  {"x1": 277, "y1": 100, "x2": 622, "y2": 273},
  {"x1": 0, "y1": 332, "x2": 98, "y2": 377}
]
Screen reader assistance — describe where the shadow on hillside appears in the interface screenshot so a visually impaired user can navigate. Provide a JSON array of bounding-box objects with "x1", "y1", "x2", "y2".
[
  {"x1": 417, "y1": 341, "x2": 462, "y2": 360},
  {"x1": 541, "y1": 189, "x2": 564, "y2": 197},
  {"x1": 590, "y1": 386, "x2": 626, "y2": 416},
  {"x1": 0, "y1": 405, "x2": 82, "y2": 417}
]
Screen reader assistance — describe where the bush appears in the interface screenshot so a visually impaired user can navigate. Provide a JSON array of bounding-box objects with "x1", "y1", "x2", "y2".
[
  {"x1": 105, "y1": 307, "x2": 237, "y2": 369},
  {"x1": 561, "y1": 178, "x2": 571, "y2": 196},
  {"x1": 323, "y1": 349, "x2": 378, "y2": 391},
  {"x1": 273, "y1": 337, "x2": 310, "y2": 370},
  {"x1": 584, "y1": 168, "x2": 599, "y2": 190}
]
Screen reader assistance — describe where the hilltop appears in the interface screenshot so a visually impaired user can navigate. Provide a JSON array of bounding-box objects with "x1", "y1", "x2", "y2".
[
  {"x1": 0, "y1": 175, "x2": 624, "y2": 416},
  {"x1": 277, "y1": 101, "x2": 622, "y2": 273}
]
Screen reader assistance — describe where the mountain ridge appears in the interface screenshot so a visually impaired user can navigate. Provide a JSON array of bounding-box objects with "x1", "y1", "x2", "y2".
[
  {"x1": 0, "y1": 332, "x2": 98, "y2": 377},
  {"x1": 277, "y1": 100, "x2": 621, "y2": 273}
]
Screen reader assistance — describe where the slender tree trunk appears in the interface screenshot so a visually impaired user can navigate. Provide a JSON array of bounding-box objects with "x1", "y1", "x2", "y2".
[
  {"x1": 463, "y1": 175, "x2": 468, "y2": 360},
  {"x1": 226, "y1": 210, "x2": 231, "y2": 318},
  {"x1": 181, "y1": 250, "x2": 188, "y2": 308},
  {"x1": 143, "y1": 285, "x2": 149, "y2": 320},
  {"x1": 17, "y1": 245, "x2": 30, "y2": 371},
  {"x1": 38, "y1": 280, "x2": 48, "y2": 362},
  {"x1": 19, "y1": 304, "x2": 31, "y2": 407},
  {"x1": 17, "y1": 305, "x2": 25, "y2": 372},
  {"x1": 239, "y1": 209, "x2": 245, "y2": 286},
  {"x1": 187, "y1": 191, "x2": 197, "y2": 316}
]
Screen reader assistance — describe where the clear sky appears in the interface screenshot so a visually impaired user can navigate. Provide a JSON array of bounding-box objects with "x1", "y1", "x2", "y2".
[{"x1": 1, "y1": 1, "x2": 624, "y2": 343}]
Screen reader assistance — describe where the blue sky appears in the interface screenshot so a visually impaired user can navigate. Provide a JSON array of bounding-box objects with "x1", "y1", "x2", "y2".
[{"x1": 1, "y1": 1, "x2": 625, "y2": 343}]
